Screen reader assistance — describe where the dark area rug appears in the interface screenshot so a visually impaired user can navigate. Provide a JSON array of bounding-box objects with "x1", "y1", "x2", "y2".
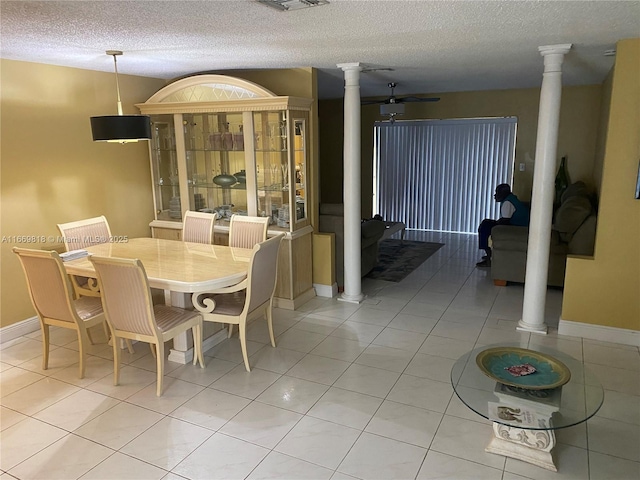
[{"x1": 366, "y1": 239, "x2": 444, "y2": 282}]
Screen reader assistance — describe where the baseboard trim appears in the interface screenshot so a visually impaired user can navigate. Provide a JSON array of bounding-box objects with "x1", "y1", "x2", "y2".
[
  {"x1": 168, "y1": 328, "x2": 229, "y2": 364},
  {"x1": 273, "y1": 288, "x2": 316, "y2": 310},
  {"x1": 0, "y1": 316, "x2": 40, "y2": 344},
  {"x1": 313, "y1": 283, "x2": 338, "y2": 298},
  {"x1": 558, "y1": 319, "x2": 640, "y2": 347}
]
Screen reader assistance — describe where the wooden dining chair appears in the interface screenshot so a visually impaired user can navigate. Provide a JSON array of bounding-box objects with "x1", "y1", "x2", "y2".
[
  {"x1": 228, "y1": 214, "x2": 269, "y2": 248},
  {"x1": 57, "y1": 215, "x2": 111, "y2": 298},
  {"x1": 182, "y1": 210, "x2": 218, "y2": 244},
  {"x1": 13, "y1": 247, "x2": 107, "y2": 379},
  {"x1": 192, "y1": 234, "x2": 283, "y2": 371},
  {"x1": 90, "y1": 255, "x2": 205, "y2": 396}
]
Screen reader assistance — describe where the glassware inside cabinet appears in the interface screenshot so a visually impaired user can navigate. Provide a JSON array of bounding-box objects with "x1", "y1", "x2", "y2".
[
  {"x1": 150, "y1": 115, "x2": 181, "y2": 221},
  {"x1": 253, "y1": 111, "x2": 289, "y2": 228},
  {"x1": 183, "y1": 112, "x2": 247, "y2": 221}
]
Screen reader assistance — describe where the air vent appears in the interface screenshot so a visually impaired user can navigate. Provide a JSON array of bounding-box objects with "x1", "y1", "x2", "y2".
[{"x1": 257, "y1": 0, "x2": 329, "y2": 11}]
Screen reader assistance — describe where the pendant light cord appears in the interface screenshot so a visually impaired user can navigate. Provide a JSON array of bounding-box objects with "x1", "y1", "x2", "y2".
[{"x1": 110, "y1": 51, "x2": 123, "y2": 116}]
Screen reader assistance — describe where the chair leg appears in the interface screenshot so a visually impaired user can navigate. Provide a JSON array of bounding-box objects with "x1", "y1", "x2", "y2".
[
  {"x1": 192, "y1": 325, "x2": 205, "y2": 368},
  {"x1": 227, "y1": 324, "x2": 234, "y2": 338},
  {"x1": 113, "y1": 336, "x2": 121, "y2": 386},
  {"x1": 41, "y1": 324, "x2": 50, "y2": 371},
  {"x1": 125, "y1": 339, "x2": 135, "y2": 354},
  {"x1": 266, "y1": 303, "x2": 276, "y2": 348},
  {"x1": 156, "y1": 342, "x2": 165, "y2": 396},
  {"x1": 78, "y1": 329, "x2": 88, "y2": 379},
  {"x1": 239, "y1": 321, "x2": 250, "y2": 372},
  {"x1": 192, "y1": 326, "x2": 197, "y2": 366},
  {"x1": 86, "y1": 326, "x2": 96, "y2": 345},
  {"x1": 198, "y1": 325, "x2": 205, "y2": 368},
  {"x1": 103, "y1": 321, "x2": 110, "y2": 342},
  {"x1": 149, "y1": 343, "x2": 157, "y2": 358}
]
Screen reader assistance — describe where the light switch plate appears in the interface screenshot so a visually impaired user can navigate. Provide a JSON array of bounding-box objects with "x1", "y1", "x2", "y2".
[{"x1": 519, "y1": 163, "x2": 526, "y2": 172}]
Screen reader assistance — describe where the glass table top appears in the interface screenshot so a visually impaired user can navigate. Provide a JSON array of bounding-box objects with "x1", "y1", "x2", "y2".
[{"x1": 451, "y1": 343, "x2": 604, "y2": 431}]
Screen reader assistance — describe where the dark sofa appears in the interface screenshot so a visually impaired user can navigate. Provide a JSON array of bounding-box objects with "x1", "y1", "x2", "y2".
[
  {"x1": 318, "y1": 204, "x2": 386, "y2": 287},
  {"x1": 491, "y1": 181, "x2": 597, "y2": 287}
]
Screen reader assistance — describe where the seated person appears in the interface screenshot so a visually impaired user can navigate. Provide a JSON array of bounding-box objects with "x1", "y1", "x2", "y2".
[{"x1": 476, "y1": 183, "x2": 529, "y2": 267}]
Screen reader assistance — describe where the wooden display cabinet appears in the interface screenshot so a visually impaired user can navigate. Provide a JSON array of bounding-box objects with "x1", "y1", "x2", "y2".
[{"x1": 138, "y1": 75, "x2": 315, "y2": 309}]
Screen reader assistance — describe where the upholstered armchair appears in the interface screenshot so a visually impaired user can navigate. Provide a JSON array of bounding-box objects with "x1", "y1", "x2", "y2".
[
  {"x1": 13, "y1": 247, "x2": 107, "y2": 379},
  {"x1": 192, "y1": 234, "x2": 283, "y2": 371}
]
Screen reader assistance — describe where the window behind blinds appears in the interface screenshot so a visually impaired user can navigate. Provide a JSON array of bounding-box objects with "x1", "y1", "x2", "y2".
[{"x1": 373, "y1": 117, "x2": 517, "y2": 233}]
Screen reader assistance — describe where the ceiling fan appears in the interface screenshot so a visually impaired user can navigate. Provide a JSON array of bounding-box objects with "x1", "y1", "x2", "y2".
[{"x1": 362, "y1": 82, "x2": 440, "y2": 122}]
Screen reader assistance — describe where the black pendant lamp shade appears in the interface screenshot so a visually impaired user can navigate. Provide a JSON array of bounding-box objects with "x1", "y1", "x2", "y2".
[
  {"x1": 90, "y1": 115, "x2": 151, "y2": 142},
  {"x1": 90, "y1": 50, "x2": 151, "y2": 143}
]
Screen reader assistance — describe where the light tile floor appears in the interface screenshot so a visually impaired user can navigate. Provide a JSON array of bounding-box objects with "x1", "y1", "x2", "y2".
[{"x1": 1, "y1": 231, "x2": 639, "y2": 480}]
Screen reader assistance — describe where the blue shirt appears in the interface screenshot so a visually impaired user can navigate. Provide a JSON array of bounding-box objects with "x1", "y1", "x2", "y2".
[{"x1": 501, "y1": 193, "x2": 530, "y2": 226}]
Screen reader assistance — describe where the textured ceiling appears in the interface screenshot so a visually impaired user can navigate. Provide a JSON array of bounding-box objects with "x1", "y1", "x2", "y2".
[{"x1": 1, "y1": 0, "x2": 638, "y2": 99}]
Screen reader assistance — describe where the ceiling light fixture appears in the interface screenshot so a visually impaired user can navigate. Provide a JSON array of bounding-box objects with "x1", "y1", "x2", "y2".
[
  {"x1": 380, "y1": 103, "x2": 405, "y2": 123},
  {"x1": 90, "y1": 50, "x2": 151, "y2": 143},
  {"x1": 256, "y1": 0, "x2": 329, "y2": 12}
]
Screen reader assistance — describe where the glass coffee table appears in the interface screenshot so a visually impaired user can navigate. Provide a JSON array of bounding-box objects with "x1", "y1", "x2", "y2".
[{"x1": 451, "y1": 343, "x2": 604, "y2": 472}]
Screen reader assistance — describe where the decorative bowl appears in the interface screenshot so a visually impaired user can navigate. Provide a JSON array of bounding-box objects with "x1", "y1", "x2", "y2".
[
  {"x1": 476, "y1": 347, "x2": 571, "y2": 390},
  {"x1": 233, "y1": 170, "x2": 246, "y2": 184},
  {"x1": 213, "y1": 174, "x2": 237, "y2": 187}
]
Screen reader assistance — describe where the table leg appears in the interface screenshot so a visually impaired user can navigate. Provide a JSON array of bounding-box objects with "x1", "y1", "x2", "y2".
[
  {"x1": 485, "y1": 422, "x2": 557, "y2": 471},
  {"x1": 166, "y1": 291, "x2": 193, "y2": 364}
]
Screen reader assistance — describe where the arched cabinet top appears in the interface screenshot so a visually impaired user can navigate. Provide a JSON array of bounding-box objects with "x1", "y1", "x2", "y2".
[
  {"x1": 138, "y1": 74, "x2": 312, "y2": 114},
  {"x1": 145, "y1": 74, "x2": 276, "y2": 103}
]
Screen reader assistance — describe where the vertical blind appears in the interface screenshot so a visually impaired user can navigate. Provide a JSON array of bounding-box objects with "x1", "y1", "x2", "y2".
[{"x1": 373, "y1": 117, "x2": 517, "y2": 234}]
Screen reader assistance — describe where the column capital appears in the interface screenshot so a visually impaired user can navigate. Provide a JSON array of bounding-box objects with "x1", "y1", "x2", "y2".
[
  {"x1": 337, "y1": 62, "x2": 363, "y2": 71},
  {"x1": 538, "y1": 44, "x2": 572, "y2": 56},
  {"x1": 539, "y1": 44, "x2": 572, "y2": 73}
]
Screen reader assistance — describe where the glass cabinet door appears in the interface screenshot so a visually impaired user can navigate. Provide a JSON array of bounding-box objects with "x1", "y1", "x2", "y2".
[
  {"x1": 293, "y1": 117, "x2": 308, "y2": 224},
  {"x1": 150, "y1": 115, "x2": 180, "y2": 221},
  {"x1": 150, "y1": 108, "x2": 308, "y2": 232},
  {"x1": 183, "y1": 113, "x2": 247, "y2": 223},
  {"x1": 253, "y1": 111, "x2": 289, "y2": 228}
]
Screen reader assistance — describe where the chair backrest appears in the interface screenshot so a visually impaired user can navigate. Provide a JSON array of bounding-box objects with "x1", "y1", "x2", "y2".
[
  {"x1": 245, "y1": 234, "x2": 284, "y2": 313},
  {"x1": 228, "y1": 215, "x2": 269, "y2": 249},
  {"x1": 13, "y1": 247, "x2": 78, "y2": 324},
  {"x1": 89, "y1": 256, "x2": 157, "y2": 337},
  {"x1": 182, "y1": 211, "x2": 218, "y2": 244},
  {"x1": 57, "y1": 215, "x2": 111, "y2": 251}
]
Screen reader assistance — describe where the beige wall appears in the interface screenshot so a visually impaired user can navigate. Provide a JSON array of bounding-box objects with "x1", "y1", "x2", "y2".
[
  {"x1": 562, "y1": 38, "x2": 640, "y2": 332},
  {"x1": 319, "y1": 84, "x2": 602, "y2": 218},
  {"x1": 592, "y1": 69, "x2": 614, "y2": 196},
  {"x1": 1, "y1": 59, "x2": 166, "y2": 327}
]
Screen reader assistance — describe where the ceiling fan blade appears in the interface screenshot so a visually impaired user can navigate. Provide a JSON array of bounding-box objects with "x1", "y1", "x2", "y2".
[
  {"x1": 361, "y1": 99, "x2": 385, "y2": 105},
  {"x1": 397, "y1": 96, "x2": 440, "y2": 103}
]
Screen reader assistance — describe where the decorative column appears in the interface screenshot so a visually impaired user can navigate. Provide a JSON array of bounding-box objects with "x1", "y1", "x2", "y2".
[
  {"x1": 337, "y1": 62, "x2": 365, "y2": 303},
  {"x1": 518, "y1": 44, "x2": 572, "y2": 334}
]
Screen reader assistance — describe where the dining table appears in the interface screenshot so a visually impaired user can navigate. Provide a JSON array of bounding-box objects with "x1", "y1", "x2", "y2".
[{"x1": 63, "y1": 237, "x2": 253, "y2": 363}]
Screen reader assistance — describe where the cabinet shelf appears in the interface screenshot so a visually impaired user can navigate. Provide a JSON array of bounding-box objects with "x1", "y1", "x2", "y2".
[
  {"x1": 189, "y1": 183, "x2": 247, "y2": 190},
  {"x1": 185, "y1": 149, "x2": 246, "y2": 153},
  {"x1": 258, "y1": 185, "x2": 290, "y2": 192}
]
